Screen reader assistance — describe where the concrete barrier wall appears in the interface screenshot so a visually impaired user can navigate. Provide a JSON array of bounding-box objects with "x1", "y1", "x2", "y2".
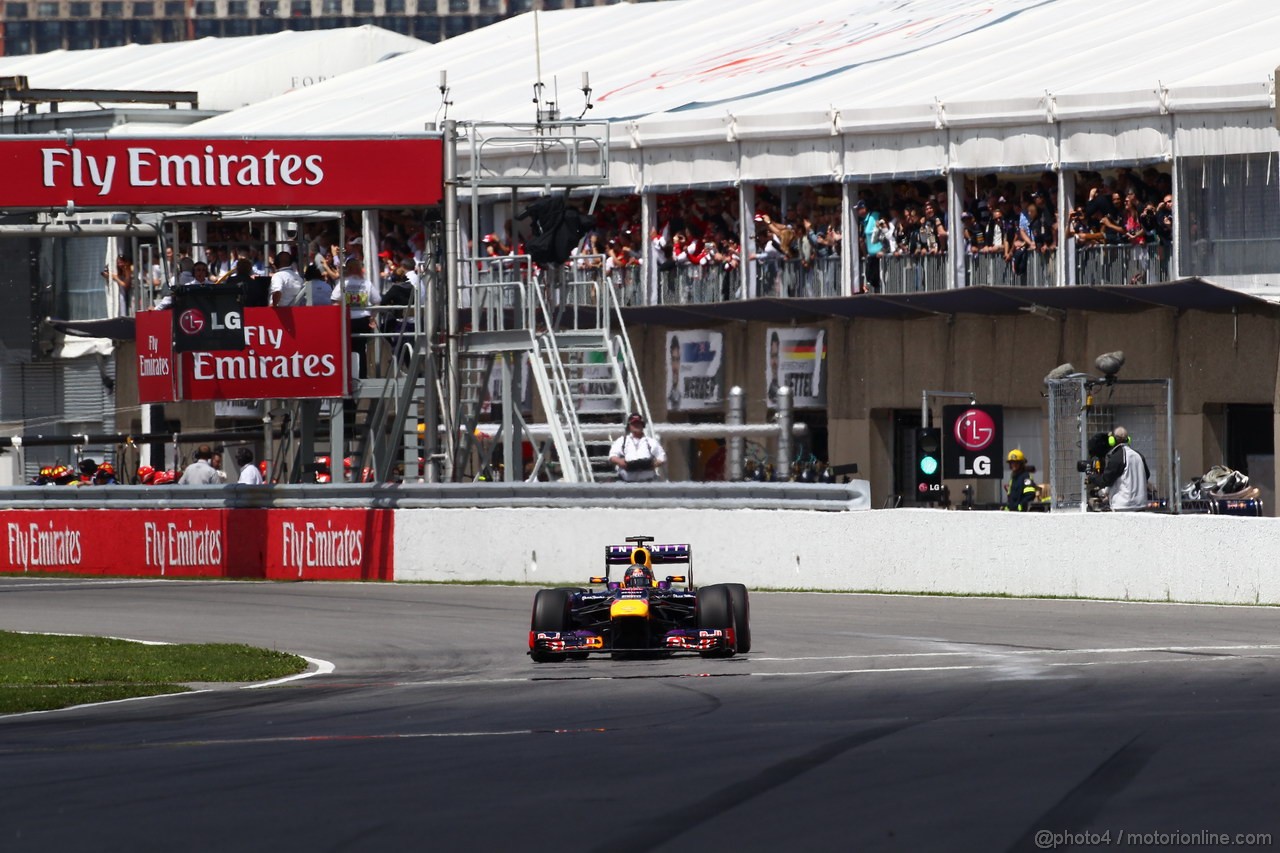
[{"x1": 395, "y1": 508, "x2": 1280, "y2": 605}]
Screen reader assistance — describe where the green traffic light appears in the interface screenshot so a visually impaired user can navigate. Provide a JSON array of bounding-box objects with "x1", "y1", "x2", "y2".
[{"x1": 920, "y1": 456, "x2": 938, "y2": 476}]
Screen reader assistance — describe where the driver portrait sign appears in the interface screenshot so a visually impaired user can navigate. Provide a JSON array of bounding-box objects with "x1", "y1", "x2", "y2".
[{"x1": 942, "y1": 404, "x2": 1003, "y2": 479}]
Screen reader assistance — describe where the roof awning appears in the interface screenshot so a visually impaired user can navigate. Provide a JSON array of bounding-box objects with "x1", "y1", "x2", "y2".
[{"x1": 621, "y1": 279, "x2": 1278, "y2": 326}]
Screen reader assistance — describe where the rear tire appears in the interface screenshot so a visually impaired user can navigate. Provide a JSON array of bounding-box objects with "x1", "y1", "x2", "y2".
[
  {"x1": 723, "y1": 583, "x2": 751, "y2": 653},
  {"x1": 696, "y1": 585, "x2": 736, "y2": 658},
  {"x1": 530, "y1": 588, "x2": 575, "y2": 663}
]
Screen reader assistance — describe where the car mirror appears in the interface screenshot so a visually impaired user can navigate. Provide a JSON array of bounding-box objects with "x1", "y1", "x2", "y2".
[
  {"x1": 589, "y1": 576, "x2": 606, "y2": 584},
  {"x1": 666, "y1": 575, "x2": 685, "y2": 583}
]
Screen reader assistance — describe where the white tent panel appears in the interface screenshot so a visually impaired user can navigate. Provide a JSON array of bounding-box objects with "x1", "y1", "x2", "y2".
[
  {"x1": 641, "y1": 143, "x2": 737, "y2": 191},
  {"x1": 741, "y1": 137, "x2": 840, "y2": 183},
  {"x1": 0, "y1": 27, "x2": 426, "y2": 114},
  {"x1": 609, "y1": 148, "x2": 644, "y2": 192},
  {"x1": 1175, "y1": 111, "x2": 1280, "y2": 158},
  {"x1": 1060, "y1": 118, "x2": 1172, "y2": 168},
  {"x1": 844, "y1": 130, "x2": 946, "y2": 181},
  {"x1": 950, "y1": 125, "x2": 1057, "y2": 173}
]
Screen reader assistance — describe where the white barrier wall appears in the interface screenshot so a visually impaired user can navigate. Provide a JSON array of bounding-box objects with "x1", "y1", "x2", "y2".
[{"x1": 395, "y1": 508, "x2": 1280, "y2": 605}]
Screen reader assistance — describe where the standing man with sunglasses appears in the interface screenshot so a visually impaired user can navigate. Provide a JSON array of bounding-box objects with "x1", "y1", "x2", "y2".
[{"x1": 609, "y1": 413, "x2": 667, "y2": 483}]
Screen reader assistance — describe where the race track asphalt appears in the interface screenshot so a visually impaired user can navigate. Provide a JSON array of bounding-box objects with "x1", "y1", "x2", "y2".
[{"x1": 1, "y1": 577, "x2": 1278, "y2": 853}]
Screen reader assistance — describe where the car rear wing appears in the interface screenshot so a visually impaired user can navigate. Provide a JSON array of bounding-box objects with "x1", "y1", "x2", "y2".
[
  {"x1": 599, "y1": 543, "x2": 694, "y2": 587},
  {"x1": 604, "y1": 544, "x2": 692, "y2": 565}
]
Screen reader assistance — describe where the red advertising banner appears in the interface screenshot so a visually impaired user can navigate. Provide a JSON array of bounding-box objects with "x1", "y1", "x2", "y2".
[
  {"x1": 136, "y1": 305, "x2": 349, "y2": 402},
  {"x1": 0, "y1": 136, "x2": 443, "y2": 210},
  {"x1": 0, "y1": 509, "x2": 394, "y2": 581}
]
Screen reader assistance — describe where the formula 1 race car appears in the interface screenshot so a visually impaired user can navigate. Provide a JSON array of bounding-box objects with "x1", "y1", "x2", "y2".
[{"x1": 527, "y1": 535, "x2": 751, "y2": 662}]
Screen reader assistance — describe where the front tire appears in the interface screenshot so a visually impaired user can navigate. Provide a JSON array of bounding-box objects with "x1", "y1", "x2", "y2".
[
  {"x1": 696, "y1": 585, "x2": 736, "y2": 658},
  {"x1": 530, "y1": 588, "x2": 574, "y2": 663},
  {"x1": 723, "y1": 583, "x2": 751, "y2": 653}
]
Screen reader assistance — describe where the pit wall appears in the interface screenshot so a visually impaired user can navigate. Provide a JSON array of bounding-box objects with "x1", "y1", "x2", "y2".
[{"x1": 394, "y1": 508, "x2": 1280, "y2": 605}]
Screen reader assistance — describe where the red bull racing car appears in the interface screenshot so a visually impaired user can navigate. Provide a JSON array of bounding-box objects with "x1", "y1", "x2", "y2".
[{"x1": 527, "y1": 536, "x2": 751, "y2": 662}]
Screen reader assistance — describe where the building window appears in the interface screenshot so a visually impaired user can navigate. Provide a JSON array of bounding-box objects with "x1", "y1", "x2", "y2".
[
  {"x1": 165, "y1": 1, "x2": 185, "y2": 14},
  {"x1": 102, "y1": 2, "x2": 124, "y2": 17},
  {"x1": 5, "y1": 3, "x2": 29, "y2": 19},
  {"x1": 352, "y1": 0, "x2": 373, "y2": 12},
  {"x1": 320, "y1": 0, "x2": 340, "y2": 14},
  {"x1": 448, "y1": 0, "x2": 469, "y2": 13},
  {"x1": 384, "y1": 0, "x2": 403, "y2": 11},
  {"x1": 227, "y1": 0, "x2": 247, "y2": 14},
  {"x1": 258, "y1": 0, "x2": 277, "y2": 15},
  {"x1": 132, "y1": 1, "x2": 155, "y2": 14},
  {"x1": 194, "y1": 0, "x2": 217, "y2": 15},
  {"x1": 36, "y1": 2, "x2": 59, "y2": 16},
  {"x1": 478, "y1": 0, "x2": 499, "y2": 10}
]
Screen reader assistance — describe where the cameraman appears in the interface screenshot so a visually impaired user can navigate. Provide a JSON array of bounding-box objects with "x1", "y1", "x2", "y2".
[
  {"x1": 1091, "y1": 426, "x2": 1151, "y2": 511},
  {"x1": 609, "y1": 413, "x2": 666, "y2": 483}
]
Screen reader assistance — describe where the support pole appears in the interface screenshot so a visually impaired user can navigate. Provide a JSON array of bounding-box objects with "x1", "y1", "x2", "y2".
[
  {"x1": 775, "y1": 385, "x2": 793, "y2": 479},
  {"x1": 727, "y1": 385, "x2": 744, "y2": 481},
  {"x1": 443, "y1": 119, "x2": 461, "y2": 481}
]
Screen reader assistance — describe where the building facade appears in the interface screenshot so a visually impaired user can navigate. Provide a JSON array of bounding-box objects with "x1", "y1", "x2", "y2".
[{"x1": 0, "y1": 0, "x2": 640, "y2": 55}]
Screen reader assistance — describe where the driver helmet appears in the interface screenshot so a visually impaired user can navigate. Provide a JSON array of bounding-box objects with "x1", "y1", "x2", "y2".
[{"x1": 624, "y1": 565, "x2": 654, "y2": 588}]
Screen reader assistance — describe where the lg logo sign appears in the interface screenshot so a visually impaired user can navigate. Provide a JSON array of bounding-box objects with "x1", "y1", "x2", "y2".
[
  {"x1": 943, "y1": 405, "x2": 1004, "y2": 479},
  {"x1": 178, "y1": 309, "x2": 205, "y2": 335},
  {"x1": 178, "y1": 309, "x2": 241, "y2": 336}
]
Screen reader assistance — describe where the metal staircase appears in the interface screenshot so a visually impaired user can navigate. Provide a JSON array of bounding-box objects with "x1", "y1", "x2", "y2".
[{"x1": 455, "y1": 256, "x2": 653, "y2": 483}]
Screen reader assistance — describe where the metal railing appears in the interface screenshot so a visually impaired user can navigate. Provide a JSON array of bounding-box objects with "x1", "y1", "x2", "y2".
[
  {"x1": 965, "y1": 250, "x2": 1056, "y2": 287},
  {"x1": 754, "y1": 256, "x2": 841, "y2": 299},
  {"x1": 878, "y1": 253, "x2": 948, "y2": 294},
  {"x1": 1074, "y1": 243, "x2": 1171, "y2": 286}
]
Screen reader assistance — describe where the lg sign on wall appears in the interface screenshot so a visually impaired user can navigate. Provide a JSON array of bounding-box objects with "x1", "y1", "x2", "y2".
[{"x1": 942, "y1": 405, "x2": 1004, "y2": 479}]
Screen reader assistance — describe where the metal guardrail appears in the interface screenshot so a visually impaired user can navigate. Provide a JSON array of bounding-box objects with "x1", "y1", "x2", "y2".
[{"x1": 0, "y1": 482, "x2": 870, "y2": 511}]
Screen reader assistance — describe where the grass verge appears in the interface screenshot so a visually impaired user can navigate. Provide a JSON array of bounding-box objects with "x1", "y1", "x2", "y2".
[{"x1": 0, "y1": 631, "x2": 308, "y2": 715}]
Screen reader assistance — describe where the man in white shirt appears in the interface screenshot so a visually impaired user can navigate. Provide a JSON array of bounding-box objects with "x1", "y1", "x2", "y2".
[
  {"x1": 179, "y1": 444, "x2": 222, "y2": 485},
  {"x1": 270, "y1": 251, "x2": 306, "y2": 307},
  {"x1": 609, "y1": 413, "x2": 666, "y2": 482},
  {"x1": 332, "y1": 257, "x2": 380, "y2": 377},
  {"x1": 236, "y1": 447, "x2": 265, "y2": 485}
]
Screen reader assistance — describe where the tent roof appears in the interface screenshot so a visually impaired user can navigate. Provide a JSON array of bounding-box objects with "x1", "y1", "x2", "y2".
[
  {"x1": 0, "y1": 26, "x2": 426, "y2": 114},
  {"x1": 178, "y1": 0, "x2": 1280, "y2": 140}
]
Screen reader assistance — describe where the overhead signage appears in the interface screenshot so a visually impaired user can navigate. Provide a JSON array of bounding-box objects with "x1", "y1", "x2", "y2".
[
  {"x1": 665, "y1": 329, "x2": 723, "y2": 412},
  {"x1": 942, "y1": 404, "x2": 1004, "y2": 479},
  {"x1": 136, "y1": 306, "x2": 349, "y2": 402},
  {"x1": 0, "y1": 136, "x2": 443, "y2": 210}
]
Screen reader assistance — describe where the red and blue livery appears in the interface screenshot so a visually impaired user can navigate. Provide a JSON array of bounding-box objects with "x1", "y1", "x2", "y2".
[{"x1": 528, "y1": 535, "x2": 751, "y2": 662}]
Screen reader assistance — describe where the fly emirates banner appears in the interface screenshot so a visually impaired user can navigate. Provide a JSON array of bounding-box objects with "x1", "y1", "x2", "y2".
[
  {"x1": 0, "y1": 136, "x2": 443, "y2": 209},
  {"x1": 136, "y1": 306, "x2": 349, "y2": 402}
]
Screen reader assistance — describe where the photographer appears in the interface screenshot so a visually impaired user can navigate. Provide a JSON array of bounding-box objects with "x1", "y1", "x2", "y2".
[
  {"x1": 609, "y1": 413, "x2": 666, "y2": 483},
  {"x1": 1088, "y1": 426, "x2": 1151, "y2": 511}
]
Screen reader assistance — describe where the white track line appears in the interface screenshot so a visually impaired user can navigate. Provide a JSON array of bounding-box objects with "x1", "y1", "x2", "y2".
[
  {"x1": 247, "y1": 656, "x2": 334, "y2": 688},
  {"x1": 751, "y1": 644, "x2": 1280, "y2": 662}
]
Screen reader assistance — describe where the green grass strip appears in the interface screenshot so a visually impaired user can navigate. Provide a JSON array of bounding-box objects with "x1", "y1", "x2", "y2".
[
  {"x1": 0, "y1": 631, "x2": 308, "y2": 714},
  {"x1": 0, "y1": 684, "x2": 190, "y2": 715}
]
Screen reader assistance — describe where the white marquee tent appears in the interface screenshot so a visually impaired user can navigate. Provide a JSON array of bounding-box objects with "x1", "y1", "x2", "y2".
[
  {"x1": 177, "y1": 0, "x2": 1280, "y2": 190},
  {"x1": 0, "y1": 25, "x2": 426, "y2": 117}
]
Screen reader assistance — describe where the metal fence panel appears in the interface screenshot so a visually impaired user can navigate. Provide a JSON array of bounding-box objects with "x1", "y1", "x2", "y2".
[{"x1": 1048, "y1": 378, "x2": 1174, "y2": 511}]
